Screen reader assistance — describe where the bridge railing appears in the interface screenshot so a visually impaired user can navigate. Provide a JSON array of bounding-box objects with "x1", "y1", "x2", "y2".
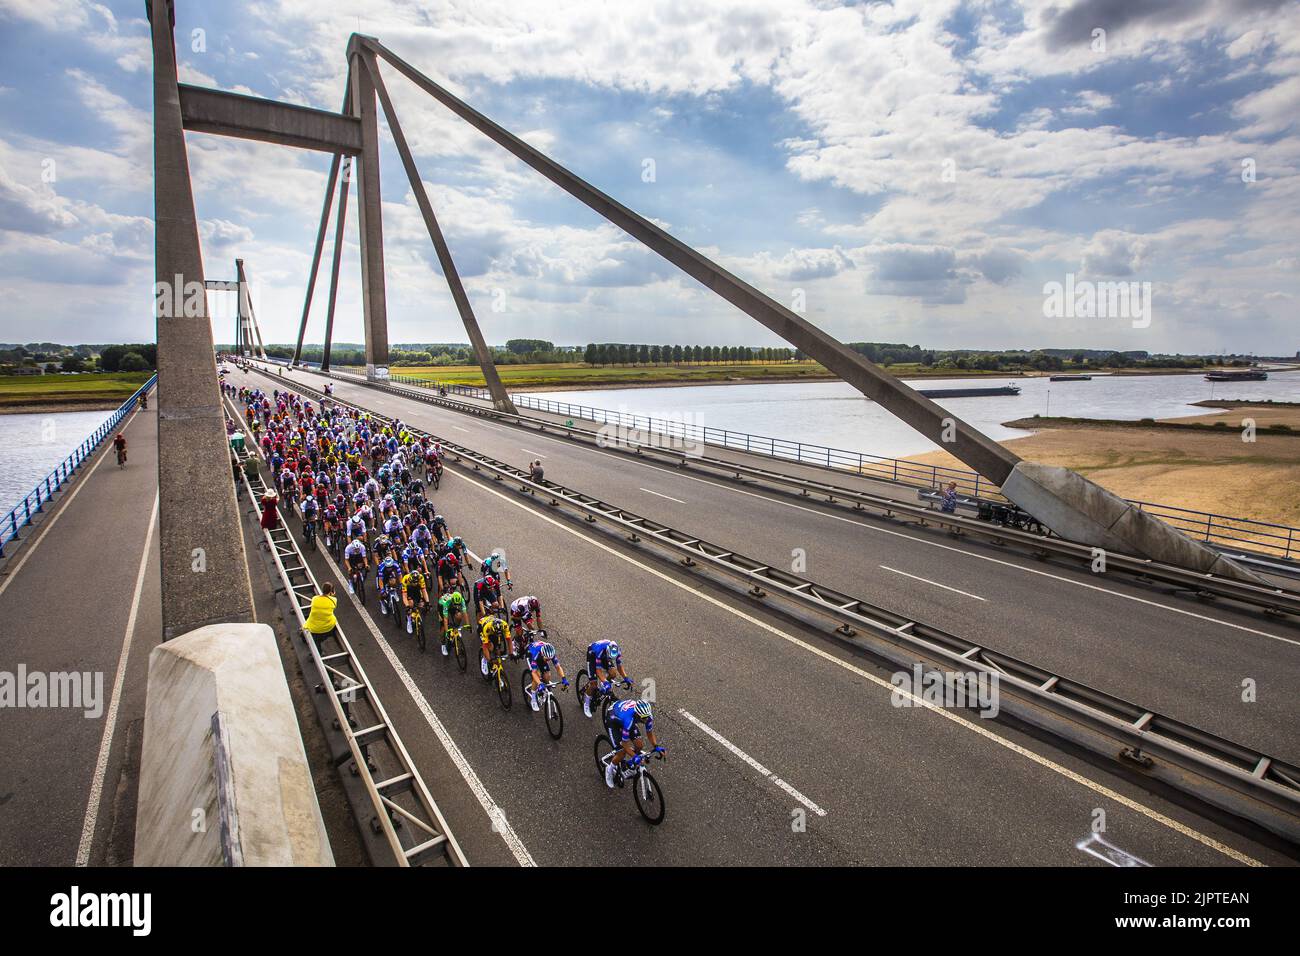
[
  {"x1": 0, "y1": 374, "x2": 156, "y2": 558},
  {"x1": 290, "y1": 363, "x2": 1300, "y2": 563}
]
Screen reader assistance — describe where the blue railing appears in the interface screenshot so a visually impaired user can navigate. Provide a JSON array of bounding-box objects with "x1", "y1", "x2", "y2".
[{"x1": 0, "y1": 374, "x2": 156, "y2": 558}]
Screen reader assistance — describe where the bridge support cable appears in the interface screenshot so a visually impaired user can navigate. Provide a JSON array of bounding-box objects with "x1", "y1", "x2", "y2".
[
  {"x1": 147, "y1": 0, "x2": 256, "y2": 639},
  {"x1": 261, "y1": 365, "x2": 1300, "y2": 842},
  {"x1": 224, "y1": 397, "x2": 467, "y2": 866},
  {"x1": 359, "y1": 49, "x2": 517, "y2": 415}
]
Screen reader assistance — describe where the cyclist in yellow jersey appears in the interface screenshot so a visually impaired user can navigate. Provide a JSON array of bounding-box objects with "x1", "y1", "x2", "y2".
[
  {"x1": 400, "y1": 568, "x2": 429, "y2": 635},
  {"x1": 478, "y1": 615, "x2": 509, "y2": 676}
]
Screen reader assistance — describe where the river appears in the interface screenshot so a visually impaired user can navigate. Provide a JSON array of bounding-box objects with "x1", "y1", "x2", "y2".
[
  {"x1": 530, "y1": 370, "x2": 1300, "y2": 460},
  {"x1": 0, "y1": 409, "x2": 116, "y2": 514}
]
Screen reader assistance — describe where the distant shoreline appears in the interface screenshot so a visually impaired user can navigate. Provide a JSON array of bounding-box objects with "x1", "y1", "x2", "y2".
[{"x1": 0, "y1": 399, "x2": 123, "y2": 415}]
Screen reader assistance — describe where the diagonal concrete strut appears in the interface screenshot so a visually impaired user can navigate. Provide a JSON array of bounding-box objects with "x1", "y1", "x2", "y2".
[{"x1": 359, "y1": 49, "x2": 516, "y2": 414}]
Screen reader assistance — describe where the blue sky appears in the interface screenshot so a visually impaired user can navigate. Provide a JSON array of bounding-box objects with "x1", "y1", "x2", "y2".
[{"x1": 0, "y1": 0, "x2": 1297, "y2": 354}]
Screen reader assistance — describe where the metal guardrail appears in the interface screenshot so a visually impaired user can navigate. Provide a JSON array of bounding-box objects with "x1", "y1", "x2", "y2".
[
  {"x1": 225, "y1": 395, "x2": 467, "y2": 867},
  {"x1": 254, "y1": 365, "x2": 1300, "y2": 845},
  {"x1": 360, "y1": 368, "x2": 1300, "y2": 562},
  {"x1": 0, "y1": 374, "x2": 156, "y2": 558},
  {"x1": 277, "y1": 362, "x2": 1300, "y2": 616}
]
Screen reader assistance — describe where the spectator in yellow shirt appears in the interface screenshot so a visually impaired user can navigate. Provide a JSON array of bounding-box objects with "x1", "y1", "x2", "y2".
[{"x1": 304, "y1": 582, "x2": 338, "y2": 643}]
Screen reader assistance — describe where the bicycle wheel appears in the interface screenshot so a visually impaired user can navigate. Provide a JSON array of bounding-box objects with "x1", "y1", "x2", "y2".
[
  {"x1": 496, "y1": 663, "x2": 512, "y2": 710},
  {"x1": 594, "y1": 736, "x2": 611, "y2": 777},
  {"x1": 356, "y1": 575, "x2": 366, "y2": 606},
  {"x1": 575, "y1": 671, "x2": 589, "y2": 704},
  {"x1": 415, "y1": 613, "x2": 426, "y2": 653},
  {"x1": 634, "y1": 770, "x2": 666, "y2": 825},
  {"x1": 453, "y1": 631, "x2": 467, "y2": 672},
  {"x1": 545, "y1": 690, "x2": 563, "y2": 740}
]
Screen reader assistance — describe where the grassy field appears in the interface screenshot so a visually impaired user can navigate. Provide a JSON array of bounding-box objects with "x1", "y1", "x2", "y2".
[
  {"x1": 0, "y1": 372, "x2": 152, "y2": 409},
  {"x1": 356, "y1": 361, "x2": 1021, "y2": 390}
]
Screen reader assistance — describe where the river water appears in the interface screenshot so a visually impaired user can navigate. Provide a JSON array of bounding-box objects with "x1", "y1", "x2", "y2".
[
  {"x1": 0, "y1": 409, "x2": 116, "y2": 515},
  {"x1": 531, "y1": 370, "x2": 1300, "y2": 460}
]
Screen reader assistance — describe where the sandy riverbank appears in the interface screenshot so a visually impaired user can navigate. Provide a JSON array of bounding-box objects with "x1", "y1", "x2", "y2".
[{"x1": 906, "y1": 404, "x2": 1300, "y2": 528}]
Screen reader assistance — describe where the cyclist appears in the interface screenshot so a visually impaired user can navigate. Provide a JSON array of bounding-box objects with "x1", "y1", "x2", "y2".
[
  {"x1": 344, "y1": 508, "x2": 367, "y2": 543},
  {"x1": 299, "y1": 491, "x2": 320, "y2": 540},
  {"x1": 438, "y1": 588, "x2": 468, "y2": 648},
  {"x1": 523, "y1": 631, "x2": 568, "y2": 712},
  {"x1": 481, "y1": 551, "x2": 512, "y2": 591},
  {"x1": 472, "y1": 573, "x2": 503, "y2": 619},
  {"x1": 400, "y1": 566, "x2": 430, "y2": 635},
  {"x1": 477, "y1": 614, "x2": 509, "y2": 674},
  {"x1": 604, "y1": 699, "x2": 663, "y2": 788},
  {"x1": 410, "y1": 520, "x2": 435, "y2": 555},
  {"x1": 401, "y1": 540, "x2": 428, "y2": 579},
  {"x1": 376, "y1": 553, "x2": 403, "y2": 612},
  {"x1": 113, "y1": 433, "x2": 128, "y2": 466},
  {"x1": 343, "y1": 536, "x2": 369, "y2": 593},
  {"x1": 582, "y1": 639, "x2": 632, "y2": 718},
  {"x1": 436, "y1": 549, "x2": 463, "y2": 594},
  {"x1": 509, "y1": 595, "x2": 542, "y2": 655}
]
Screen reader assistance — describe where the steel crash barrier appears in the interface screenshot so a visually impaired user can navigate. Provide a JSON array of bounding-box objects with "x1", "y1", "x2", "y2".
[
  {"x1": 249, "y1": 365, "x2": 1300, "y2": 844},
  {"x1": 270, "y1": 361, "x2": 1300, "y2": 618},
  {"x1": 0, "y1": 374, "x2": 156, "y2": 558},
  {"x1": 224, "y1": 394, "x2": 466, "y2": 867}
]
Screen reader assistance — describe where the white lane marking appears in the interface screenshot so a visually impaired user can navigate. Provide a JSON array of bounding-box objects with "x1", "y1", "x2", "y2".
[
  {"x1": 1076, "y1": 833, "x2": 1151, "y2": 867},
  {"x1": 452, "y1": 425, "x2": 470, "y2": 433},
  {"x1": 77, "y1": 492, "x2": 159, "y2": 866},
  {"x1": 679, "y1": 709, "x2": 826, "y2": 817},
  {"x1": 880, "y1": 565, "x2": 986, "y2": 601},
  {"x1": 0, "y1": 416, "x2": 130, "y2": 599},
  {"x1": 639, "y1": 487, "x2": 685, "y2": 504},
  {"x1": 445, "y1": 467, "x2": 1262, "y2": 866},
  {"x1": 315, "y1": 535, "x2": 535, "y2": 867},
  {"x1": 520, "y1": 430, "x2": 1296, "y2": 648},
  {"x1": 520, "y1": 449, "x2": 547, "y2": 459}
]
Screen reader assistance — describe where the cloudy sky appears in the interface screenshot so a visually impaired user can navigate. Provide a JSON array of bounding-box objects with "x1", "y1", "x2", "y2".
[{"x1": 0, "y1": 0, "x2": 1297, "y2": 354}]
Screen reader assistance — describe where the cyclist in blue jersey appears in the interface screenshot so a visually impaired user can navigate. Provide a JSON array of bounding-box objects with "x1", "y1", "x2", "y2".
[
  {"x1": 582, "y1": 639, "x2": 632, "y2": 718},
  {"x1": 604, "y1": 699, "x2": 663, "y2": 788},
  {"x1": 375, "y1": 553, "x2": 402, "y2": 608},
  {"x1": 523, "y1": 632, "x2": 568, "y2": 712}
]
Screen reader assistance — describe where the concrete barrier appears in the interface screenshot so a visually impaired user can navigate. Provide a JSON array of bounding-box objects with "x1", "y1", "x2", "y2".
[
  {"x1": 134, "y1": 623, "x2": 333, "y2": 866},
  {"x1": 1001, "y1": 462, "x2": 1264, "y2": 583}
]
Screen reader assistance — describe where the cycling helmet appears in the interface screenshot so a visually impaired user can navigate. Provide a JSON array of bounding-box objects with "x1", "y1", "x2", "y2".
[
  {"x1": 541, "y1": 642, "x2": 556, "y2": 659},
  {"x1": 484, "y1": 575, "x2": 497, "y2": 589},
  {"x1": 606, "y1": 641, "x2": 621, "y2": 660},
  {"x1": 634, "y1": 700, "x2": 653, "y2": 719},
  {"x1": 527, "y1": 597, "x2": 540, "y2": 611}
]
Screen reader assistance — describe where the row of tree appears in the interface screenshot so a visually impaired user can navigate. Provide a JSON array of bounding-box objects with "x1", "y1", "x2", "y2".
[
  {"x1": 582, "y1": 344, "x2": 796, "y2": 366},
  {"x1": 0, "y1": 343, "x2": 155, "y2": 374}
]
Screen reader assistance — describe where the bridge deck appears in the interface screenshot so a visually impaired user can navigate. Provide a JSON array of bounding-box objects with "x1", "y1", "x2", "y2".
[{"x1": 229, "y1": 364, "x2": 1296, "y2": 866}]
